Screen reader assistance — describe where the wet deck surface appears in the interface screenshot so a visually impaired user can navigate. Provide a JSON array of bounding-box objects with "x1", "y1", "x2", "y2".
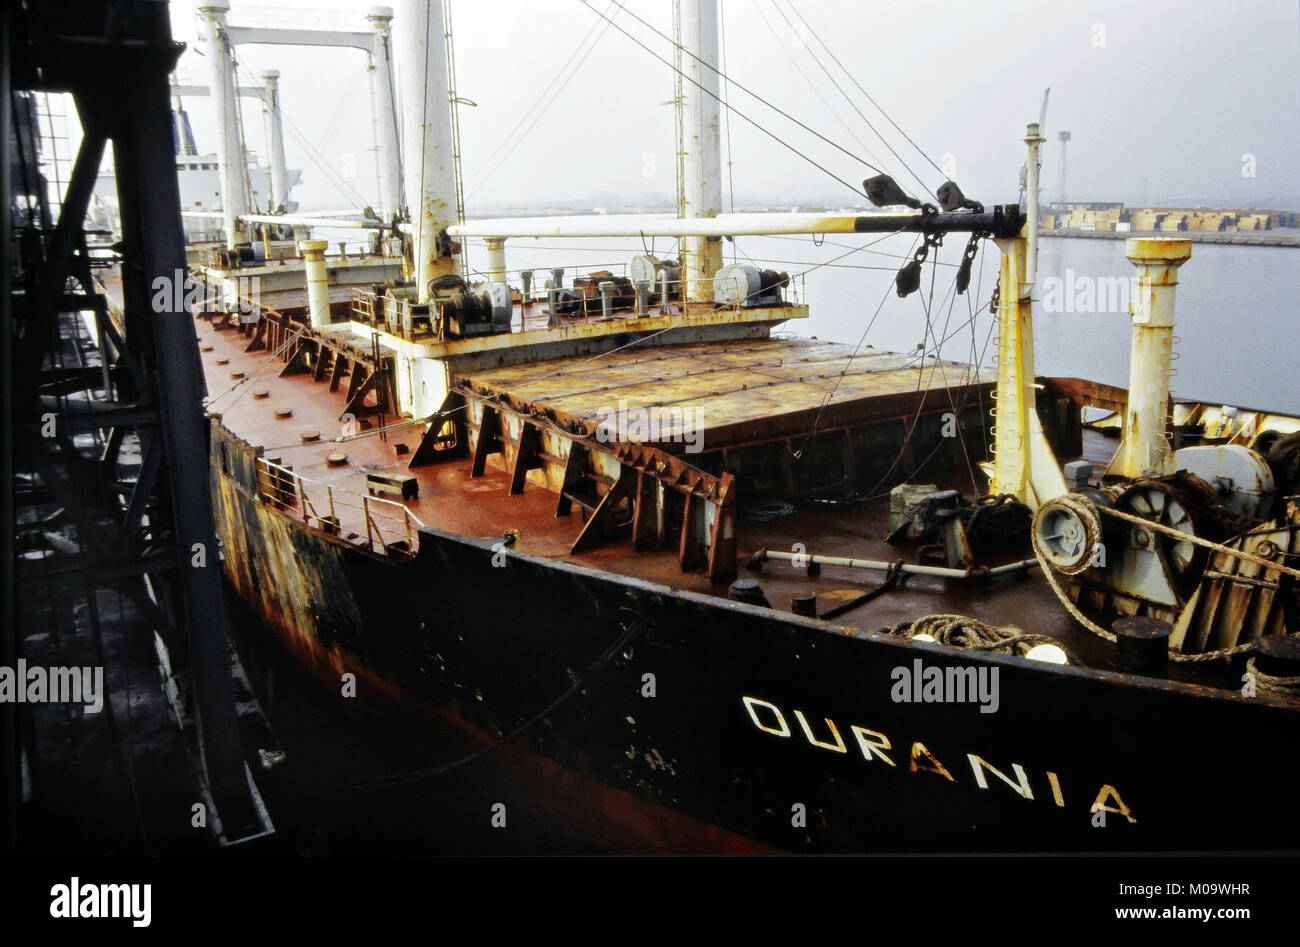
[{"x1": 192, "y1": 301, "x2": 1238, "y2": 690}]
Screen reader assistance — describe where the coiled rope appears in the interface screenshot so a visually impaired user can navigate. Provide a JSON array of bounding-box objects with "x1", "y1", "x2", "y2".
[
  {"x1": 1030, "y1": 493, "x2": 1102, "y2": 576},
  {"x1": 963, "y1": 492, "x2": 1033, "y2": 552},
  {"x1": 1030, "y1": 497, "x2": 1291, "y2": 664},
  {"x1": 1245, "y1": 656, "x2": 1300, "y2": 698},
  {"x1": 882, "y1": 613, "x2": 1077, "y2": 665}
]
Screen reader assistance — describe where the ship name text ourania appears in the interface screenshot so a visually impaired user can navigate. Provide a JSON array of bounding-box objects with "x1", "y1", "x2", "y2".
[{"x1": 741, "y1": 695, "x2": 1136, "y2": 823}]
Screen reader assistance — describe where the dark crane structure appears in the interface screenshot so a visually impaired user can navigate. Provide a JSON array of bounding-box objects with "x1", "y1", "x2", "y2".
[{"x1": 4, "y1": 0, "x2": 268, "y2": 851}]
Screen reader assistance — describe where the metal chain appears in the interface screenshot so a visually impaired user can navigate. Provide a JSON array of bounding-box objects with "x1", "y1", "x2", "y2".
[
  {"x1": 895, "y1": 223, "x2": 944, "y2": 297},
  {"x1": 955, "y1": 230, "x2": 989, "y2": 296}
]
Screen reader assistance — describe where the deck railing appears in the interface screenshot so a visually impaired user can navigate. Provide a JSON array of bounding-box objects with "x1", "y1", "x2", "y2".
[
  {"x1": 347, "y1": 270, "x2": 806, "y2": 341},
  {"x1": 351, "y1": 286, "x2": 382, "y2": 326},
  {"x1": 254, "y1": 456, "x2": 424, "y2": 558}
]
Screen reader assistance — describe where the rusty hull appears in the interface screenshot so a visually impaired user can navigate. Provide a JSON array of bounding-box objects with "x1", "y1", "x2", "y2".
[{"x1": 186, "y1": 270, "x2": 1300, "y2": 853}]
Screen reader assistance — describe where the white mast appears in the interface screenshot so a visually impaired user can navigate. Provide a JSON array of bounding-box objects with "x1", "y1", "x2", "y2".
[
  {"x1": 198, "y1": 0, "x2": 249, "y2": 248},
  {"x1": 681, "y1": 0, "x2": 723, "y2": 302},
  {"x1": 366, "y1": 6, "x2": 403, "y2": 224},
  {"x1": 397, "y1": 0, "x2": 460, "y2": 301},
  {"x1": 259, "y1": 69, "x2": 289, "y2": 213}
]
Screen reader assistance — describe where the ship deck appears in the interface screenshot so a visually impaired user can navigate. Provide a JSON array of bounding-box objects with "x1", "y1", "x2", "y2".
[
  {"x1": 188, "y1": 284, "x2": 1240, "y2": 693},
  {"x1": 455, "y1": 337, "x2": 987, "y2": 448}
]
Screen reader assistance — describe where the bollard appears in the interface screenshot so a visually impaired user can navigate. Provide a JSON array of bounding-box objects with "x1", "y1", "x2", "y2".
[
  {"x1": 728, "y1": 578, "x2": 771, "y2": 608},
  {"x1": 1112, "y1": 616, "x2": 1171, "y2": 674},
  {"x1": 598, "y1": 280, "x2": 616, "y2": 321},
  {"x1": 547, "y1": 286, "x2": 561, "y2": 327},
  {"x1": 791, "y1": 592, "x2": 817, "y2": 618}
]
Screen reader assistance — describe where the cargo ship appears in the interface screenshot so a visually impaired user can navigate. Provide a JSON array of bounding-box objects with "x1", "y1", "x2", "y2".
[
  {"x1": 179, "y1": 0, "x2": 1298, "y2": 852},
  {"x1": 88, "y1": 76, "x2": 302, "y2": 247}
]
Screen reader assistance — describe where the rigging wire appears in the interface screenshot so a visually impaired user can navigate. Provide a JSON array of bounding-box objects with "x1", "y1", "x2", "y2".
[
  {"x1": 205, "y1": 323, "x2": 306, "y2": 408},
  {"x1": 799, "y1": 230, "x2": 920, "y2": 457},
  {"x1": 464, "y1": 1, "x2": 619, "y2": 198},
  {"x1": 751, "y1": 0, "x2": 890, "y2": 178},
  {"x1": 800, "y1": 227, "x2": 999, "y2": 502},
  {"x1": 862, "y1": 259, "x2": 998, "y2": 500},
  {"x1": 579, "y1": 0, "x2": 877, "y2": 200},
  {"x1": 914, "y1": 239, "x2": 981, "y2": 488},
  {"x1": 232, "y1": 58, "x2": 372, "y2": 213},
  {"x1": 767, "y1": 0, "x2": 936, "y2": 199},
  {"x1": 781, "y1": 0, "x2": 949, "y2": 187},
  {"x1": 765, "y1": 233, "x2": 958, "y2": 266},
  {"x1": 228, "y1": 40, "x2": 260, "y2": 214},
  {"x1": 600, "y1": 0, "x2": 890, "y2": 181}
]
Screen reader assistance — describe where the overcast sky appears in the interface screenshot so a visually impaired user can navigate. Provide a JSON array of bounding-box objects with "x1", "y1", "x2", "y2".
[{"x1": 168, "y1": 0, "x2": 1300, "y2": 213}]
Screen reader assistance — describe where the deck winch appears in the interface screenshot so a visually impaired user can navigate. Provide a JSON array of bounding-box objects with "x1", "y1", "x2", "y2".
[
  {"x1": 430, "y1": 274, "x2": 512, "y2": 338},
  {"x1": 1032, "y1": 459, "x2": 1295, "y2": 657},
  {"x1": 712, "y1": 264, "x2": 790, "y2": 307},
  {"x1": 630, "y1": 254, "x2": 679, "y2": 294}
]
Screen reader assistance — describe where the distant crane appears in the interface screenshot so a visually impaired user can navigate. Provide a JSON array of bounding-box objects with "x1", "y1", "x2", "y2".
[
  {"x1": 1018, "y1": 87, "x2": 1050, "y2": 208},
  {"x1": 1058, "y1": 130, "x2": 1072, "y2": 207}
]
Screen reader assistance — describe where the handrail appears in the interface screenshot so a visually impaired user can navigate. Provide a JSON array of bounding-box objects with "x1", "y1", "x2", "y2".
[
  {"x1": 345, "y1": 269, "x2": 805, "y2": 340},
  {"x1": 254, "y1": 456, "x2": 424, "y2": 557},
  {"x1": 350, "y1": 286, "x2": 382, "y2": 325}
]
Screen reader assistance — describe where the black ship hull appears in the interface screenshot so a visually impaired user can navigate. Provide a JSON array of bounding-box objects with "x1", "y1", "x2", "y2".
[{"x1": 212, "y1": 427, "x2": 1299, "y2": 854}]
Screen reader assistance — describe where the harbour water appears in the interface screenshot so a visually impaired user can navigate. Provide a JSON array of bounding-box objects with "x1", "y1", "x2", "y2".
[{"x1": 401, "y1": 228, "x2": 1299, "y2": 414}]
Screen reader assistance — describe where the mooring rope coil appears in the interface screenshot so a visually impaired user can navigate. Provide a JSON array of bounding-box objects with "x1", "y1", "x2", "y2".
[
  {"x1": 1245, "y1": 656, "x2": 1300, "y2": 698},
  {"x1": 883, "y1": 613, "x2": 1078, "y2": 665},
  {"x1": 1031, "y1": 492, "x2": 1102, "y2": 576}
]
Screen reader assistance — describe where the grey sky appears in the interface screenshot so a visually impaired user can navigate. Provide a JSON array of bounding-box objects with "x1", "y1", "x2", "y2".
[{"x1": 169, "y1": 0, "x2": 1300, "y2": 213}]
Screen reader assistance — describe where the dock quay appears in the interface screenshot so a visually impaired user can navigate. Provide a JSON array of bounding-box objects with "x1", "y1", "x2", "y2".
[{"x1": 1044, "y1": 228, "x2": 1300, "y2": 248}]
